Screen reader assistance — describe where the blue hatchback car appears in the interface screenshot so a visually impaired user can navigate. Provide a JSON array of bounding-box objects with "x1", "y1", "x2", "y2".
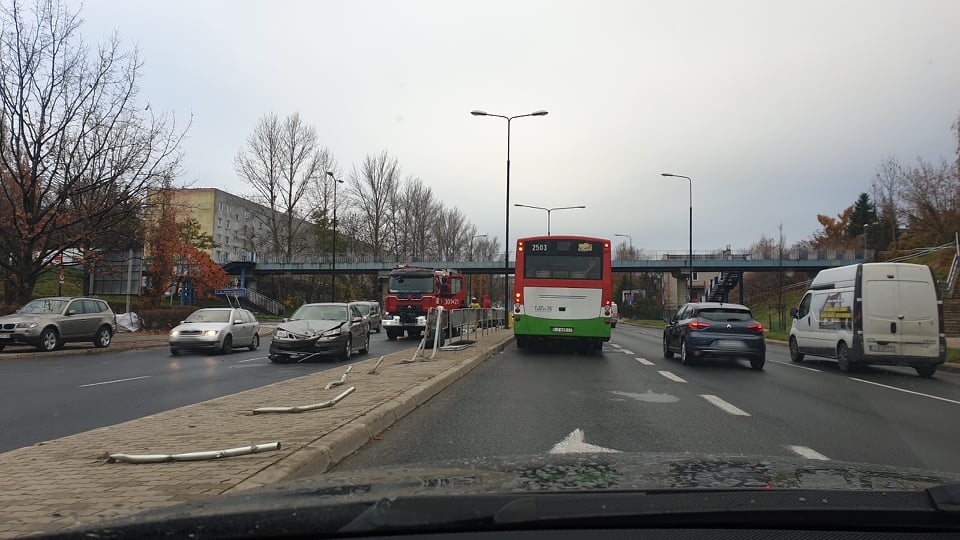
[{"x1": 662, "y1": 302, "x2": 766, "y2": 370}]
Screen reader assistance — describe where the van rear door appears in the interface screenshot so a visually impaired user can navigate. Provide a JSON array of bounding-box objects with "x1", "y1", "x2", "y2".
[{"x1": 862, "y1": 265, "x2": 939, "y2": 359}]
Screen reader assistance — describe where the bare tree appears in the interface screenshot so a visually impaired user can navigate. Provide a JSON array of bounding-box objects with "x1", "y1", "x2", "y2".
[
  {"x1": 433, "y1": 204, "x2": 470, "y2": 261},
  {"x1": 235, "y1": 112, "x2": 326, "y2": 261},
  {"x1": 899, "y1": 156, "x2": 959, "y2": 247},
  {"x1": 872, "y1": 154, "x2": 904, "y2": 251},
  {"x1": 349, "y1": 150, "x2": 400, "y2": 257},
  {"x1": 394, "y1": 176, "x2": 438, "y2": 260},
  {"x1": 0, "y1": 0, "x2": 186, "y2": 304}
]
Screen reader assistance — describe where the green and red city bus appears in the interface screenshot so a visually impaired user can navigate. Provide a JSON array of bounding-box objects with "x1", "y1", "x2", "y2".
[{"x1": 512, "y1": 235, "x2": 614, "y2": 351}]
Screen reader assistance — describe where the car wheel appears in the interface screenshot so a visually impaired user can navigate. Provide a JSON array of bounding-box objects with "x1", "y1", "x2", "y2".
[
  {"x1": 342, "y1": 336, "x2": 352, "y2": 361},
  {"x1": 915, "y1": 365, "x2": 937, "y2": 377},
  {"x1": 170, "y1": 347, "x2": 180, "y2": 356},
  {"x1": 0, "y1": 344, "x2": 5, "y2": 352},
  {"x1": 93, "y1": 325, "x2": 112, "y2": 348},
  {"x1": 836, "y1": 341, "x2": 852, "y2": 372},
  {"x1": 750, "y1": 355, "x2": 766, "y2": 370},
  {"x1": 249, "y1": 333, "x2": 260, "y2": 351},
  {"x1": 268, "y1": 354, "x2": 285, "y2": 364},
  {"x1": 220, "y1": 335, "x2": 233, "y2": 355},
  {"x1": 662, "y1": 334, "x2": 674, "y2": 359},
  {"x1": 376, "y1": 324, "x2": 381, "y2": 334},
  {"x1": 611, "y1": 321, "x2": 617, "y2": 328},
  {"x1": 680, "y1": 340, "x2": 694, "y2": 366},
  {"x1": 789, "y1": 336, "x2": 804, "y2": 362},
  {"x1": 37, "y1": 327, "x2": 59, "y2": 352},
  {"x1": 359, "y1": 333, "x2": 369, "y2": 355}
]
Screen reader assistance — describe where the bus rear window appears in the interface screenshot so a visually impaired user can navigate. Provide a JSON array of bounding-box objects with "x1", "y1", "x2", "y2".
[{"x1": 524, "y1": 255, "x2": 602, "y2": 280}]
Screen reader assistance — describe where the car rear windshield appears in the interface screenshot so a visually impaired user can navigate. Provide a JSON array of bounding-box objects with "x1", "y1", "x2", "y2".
[
  {"x1": 355, "y1": 303, "x2": 371, "y2": 315},
  {"x1": 698, "y1": 308, "x2": 752, "y2": 322}
]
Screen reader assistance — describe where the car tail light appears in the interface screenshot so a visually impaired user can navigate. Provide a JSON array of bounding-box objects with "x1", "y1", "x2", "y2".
[
  {"x1": 688, "y1": 321, "x2": 710, "y2": 330},
  {"x1": 747, "y1": 323, "x2": 764, "y2": 332}
]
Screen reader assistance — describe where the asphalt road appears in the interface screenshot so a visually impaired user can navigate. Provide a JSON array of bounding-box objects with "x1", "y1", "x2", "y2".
[
  {"x1": 335, "y1": 324, "x2": 960, "y2": 475},
  {"x1": 0, "y1": 331, "x2": 420, "y2": 453}
]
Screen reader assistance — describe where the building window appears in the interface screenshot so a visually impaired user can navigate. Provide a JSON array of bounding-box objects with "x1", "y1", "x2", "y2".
[
  {"x1": 692, "y1": 272, "x2": 699, "y2": 281},
  {"x1": 225, "y1": 236, "x2": 230, "y2": 244},
  {"x1": 226, "y1": 220, "x2": 230, "y2": 229},
  {"x1": 218, "y1": 202, "x2": 224, "y2": 211},
  {"x1": 218, "y1": 217, "x2": 222, "y2": 227}
]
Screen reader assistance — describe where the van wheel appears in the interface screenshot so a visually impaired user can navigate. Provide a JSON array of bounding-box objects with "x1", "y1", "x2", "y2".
[
  {"x1": 789, "y1": 337, "x2": 804, "y2": 362},
  {"x1": 915, "y1": 365, "x2": 936, "y2": 378},
  {"x1": 836, "y1": 342, "x2": 852, "y2": 372}
]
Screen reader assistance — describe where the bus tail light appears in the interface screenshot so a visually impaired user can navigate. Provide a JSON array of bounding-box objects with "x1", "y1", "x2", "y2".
[{"x1": 514, "y1": 291, "x2": 522, "y2": 313}]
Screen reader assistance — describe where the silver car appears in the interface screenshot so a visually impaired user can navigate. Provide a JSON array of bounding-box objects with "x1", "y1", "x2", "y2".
[
  {"x1": 0, "y1": 297, "x2": 116, "y2": 352},
  {"x1": 350, "y1": 300, "x2": 382, "y2": 333},
  {"x1": 169, "y1": 308, "x2": 260, "y2": 356}
]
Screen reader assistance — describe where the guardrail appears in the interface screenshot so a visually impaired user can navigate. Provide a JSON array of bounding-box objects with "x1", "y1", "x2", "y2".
[{"x1": 215, "y1": 288, "x2": 285, "y2": 315}]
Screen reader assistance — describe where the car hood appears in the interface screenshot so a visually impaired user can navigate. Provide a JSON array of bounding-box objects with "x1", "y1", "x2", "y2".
[
  {"x1": 68, "y1": 452, "x2": 960, "y2": 537},
  {"x1": 171, "y1": 321, "x2": 231, "y2": 333},
  {"x1": 277, "y1": 319, "x2": 345, "y2": 336},
  {"x1": 0, "y1": 312, "x2": 58, "y2": 323}
]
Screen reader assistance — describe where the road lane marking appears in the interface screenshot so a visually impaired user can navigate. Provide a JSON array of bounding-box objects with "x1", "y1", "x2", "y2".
[
  {"x1": 700, "y1": 394, "x2": 751, "y2": 416},
  {"x1": 620, "y1": 349, "x2": 634, "y2": 355},
  {"x1": 635, "y1": 357, "x2": 655, "y2": 366},
  {"x1": 229, "y1": 364, "x2": 267, "y2": 369},
  {"x1": 849, "y1": 377, "x2": 960, "y2": 406},
  {"x1": 238, "y1": 356, "x2": 268, "y2": 363},
  {"x1": 786, "y1": 445, "x2": 830, "y2": 460},
  {"x1": 658, "y1": 370, "x2": 687, "y2": 383},
  {"x1": 550, "y1": 428, "x2": 620, "y2": 454},
  {"x1": 78, "y1": 376, "x2": 151, "y2": 388},
  {"x1": 770, "y1": 359, "x2": 822, "y2": 372}
]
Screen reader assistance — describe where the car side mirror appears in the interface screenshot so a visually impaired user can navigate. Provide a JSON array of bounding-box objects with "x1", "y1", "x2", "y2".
[
  {"x1": 66, "y1": 309, "x2": 77, "y2": 316},
  {"x1": 353, "y1": 317, "x2": 363, "y2": 323},
  {"x1": 282, "y1": 318, "x2": 289, "y2": 322},
  {"x1": 790, "y1": 307, "x2": 798, "y2": 319}
]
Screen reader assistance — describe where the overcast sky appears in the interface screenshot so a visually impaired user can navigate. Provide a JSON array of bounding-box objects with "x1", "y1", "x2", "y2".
[{"x1": 80, "y1": 0, "x2": 960, "y2": 254}]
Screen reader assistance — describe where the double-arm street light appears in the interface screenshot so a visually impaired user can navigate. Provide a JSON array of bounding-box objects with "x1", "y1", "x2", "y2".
[
  {"x1": 661, "y1": 173, "x2": 693, "y2": 300},
  {"x1": 514, "y1": 204, "x2": 586, "y2": 236},
  {"x1": 326, "y1": 171, "x2": 345, "y2": 302},
  {"x1": 471, "y1": 109, "x2": 548, "y2": 313}
]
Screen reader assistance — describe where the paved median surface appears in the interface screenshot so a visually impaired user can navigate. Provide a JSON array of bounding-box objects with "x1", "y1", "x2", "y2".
[{"x1": 0, "y1": 328, "x2": 513, "y2": 538}]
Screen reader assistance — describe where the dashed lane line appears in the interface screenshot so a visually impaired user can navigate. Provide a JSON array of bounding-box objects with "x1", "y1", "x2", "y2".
[
  {"x1": 786, "y1": 445, "x2": 830, "y2": 460},
  {"x1": 238, "y1": 356, "x2": 269, "y2": 363},
  {"x1": 635, "y1": 357, "x2": 655, "y2": 366},
  {"x1": 700, "y1": 394, "x2": 751, "y2": 416},
  {"x1": 610, "y1": 344, "x2": 622, "y2": 349},
  {"x1": 770, "y1": 359, "x2": 822, "y2": 372},
  {"x1": 848, "y1": 377, "x2": 960, "y2": 406},
  {"x1": 658, "y1": 370, "x2": 687, "y2": 383},
  {"x1": 620, "y1": 349, "x2": 635, "y2": 355},
  {"x1": 78, "y1": 375, "x2": 151, "y2": 388}
]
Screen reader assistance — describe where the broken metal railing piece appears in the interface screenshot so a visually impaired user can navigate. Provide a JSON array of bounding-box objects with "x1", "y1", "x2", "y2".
[
  {"x1": 368, "y1": 355, "x2": 385, "y2": 374},
  {"x1": 107, "y1": 442, "x2": 281, "y2": 464},
  {"x1": 252, "y1": 386, "x2": 356, "y2": 414},
  {"x1": 324, "y1": 365, "x2": 353, "y2": 390}
]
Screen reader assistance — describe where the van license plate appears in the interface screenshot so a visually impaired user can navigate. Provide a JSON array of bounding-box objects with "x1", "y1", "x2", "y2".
[
  {"x1": 551, "y1": 327, "x2": 574, "y2": 333},
  {"x1": 869, "y1": 344, "x2": 896, "y2": 353}
]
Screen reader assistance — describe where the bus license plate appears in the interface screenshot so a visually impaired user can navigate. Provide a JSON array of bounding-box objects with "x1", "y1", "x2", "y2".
[
  {"x1": 869, "y1": 344, "x2": 896, "y2": 353},
  {"x1": 551, "y1": 327, "x2": 574, "y2": 333}
]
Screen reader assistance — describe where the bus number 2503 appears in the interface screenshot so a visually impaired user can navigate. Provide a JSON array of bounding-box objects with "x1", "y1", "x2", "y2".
[{"x1": 530, "y1": 243, "x2": 548, "y2": 252}]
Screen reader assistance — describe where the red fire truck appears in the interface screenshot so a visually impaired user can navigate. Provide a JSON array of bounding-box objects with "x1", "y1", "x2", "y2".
[{"x1": 382, "y1": 265, "x2": 466, "y2": 340}]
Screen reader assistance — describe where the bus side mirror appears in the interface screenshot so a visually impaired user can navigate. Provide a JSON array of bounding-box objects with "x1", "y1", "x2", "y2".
[{"x1": 790, "y1": 307, "x2": 798, "y2": 319}]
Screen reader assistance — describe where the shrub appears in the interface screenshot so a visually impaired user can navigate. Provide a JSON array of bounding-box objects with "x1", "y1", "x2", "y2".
[{"x1": 138, "y1": 306, "x2": 197, "y2": 332}]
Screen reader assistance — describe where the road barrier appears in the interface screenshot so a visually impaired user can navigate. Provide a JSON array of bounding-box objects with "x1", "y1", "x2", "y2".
[{"x1": 106, "y1": 442, "x2": 281, "y2": 464}]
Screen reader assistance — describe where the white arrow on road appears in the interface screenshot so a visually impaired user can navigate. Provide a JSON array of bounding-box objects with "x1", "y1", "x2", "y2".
[{"x1": 549, "y1": 428, "x2": 621, "y2": 454}]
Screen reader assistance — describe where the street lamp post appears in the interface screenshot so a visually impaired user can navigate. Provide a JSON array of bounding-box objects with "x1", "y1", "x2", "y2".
[
  {"x1": 514, "y1": 204, "x2": 586, "y2": 236},
  {"x1": 615, "y1": 233, "x2": 634, "y2": 307},
  {"x1": 471, "y1": 109, "x2": 548, "y2": 314},
  {"x1": 326, "y1": 171, "x2": 345, "y2": 302},
  {"x1": 863, "y1": 223, "x2": 869, "y2": 261},
  {"x1": 661, "y1": 173, "x2": 693, "y2": 300}
]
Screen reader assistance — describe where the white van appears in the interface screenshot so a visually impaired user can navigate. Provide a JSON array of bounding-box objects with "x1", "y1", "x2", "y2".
[{"x1": 789, "y1": 262, "x2": 946, "y2": 377}]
